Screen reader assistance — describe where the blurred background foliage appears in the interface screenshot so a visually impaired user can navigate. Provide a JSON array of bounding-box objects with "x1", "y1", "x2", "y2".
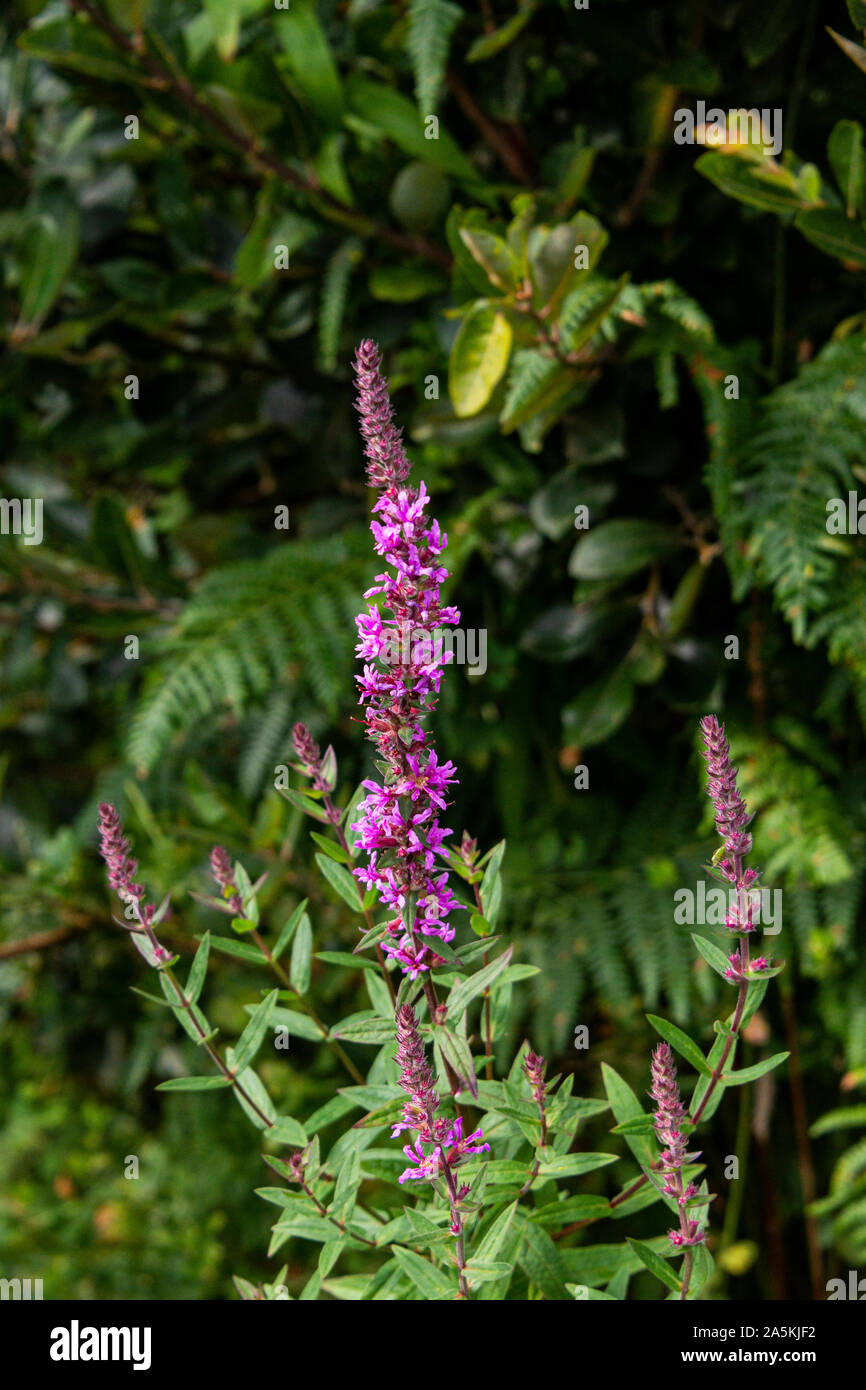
[{"x1": 2, "y1": 0, "x2": 866, "y2": 1298}]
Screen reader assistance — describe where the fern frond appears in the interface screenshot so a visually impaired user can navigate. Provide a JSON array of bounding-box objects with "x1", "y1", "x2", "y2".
[
  {"x1": 129, "y1": 535, "x2": 366, "y2": 776},
  {"x1": 317, "y1": 237, "x2": 363, "y2": 372},
  {"x1": 406, "y1": 0, "x2": 463, "y2": 114}
]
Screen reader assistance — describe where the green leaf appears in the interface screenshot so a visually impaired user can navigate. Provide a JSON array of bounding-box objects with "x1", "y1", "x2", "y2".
[
  {"x1": 15, "y1": 209, "x2": 80, "y2": 333},
  {"x1": 827, "y1": 27, "x2": 866, "y2": 75},
  {"x1": 273, "y1": 900, "x2": 310, "y2": 960},
  {"x1": 467, "y1": 4, "x2": 538, "y2": 62},
  {"x1": 290, "y1": 914, "x2": 313, "y2": 995},
  {"x1": 528, "y1": 212, "x2": 608, "y2": 315},
  {"x1": 626, "y1": 1238, "x2": 682, "y2": 1293},
  {"x1": 474, "y1": 1201, "x2": 518, "y2": 1263},
  {"x1": 449, "y1": 304, "x2": 513, "y2": 418},
  {"x1": 393, "y1": 1247, "x2": 458, "y2": 1300},
  {"x1": 480, "y1": 839, "x2": 506, "y2": 928},
  {"x1": 722, "y1": 1051, "x2": 789, "y2": 1085},
  {"x1": 646, "y1": 1015, "x2": 713, "y2": 1077},
  {"x1": 691, "y1": 933, "x2": 733, "y2": 980},
  {"x1": 315, "y1": 853, "x2": 363, "y2": 911},
  {"x1": 156, "y1": 1076, "x2": 233, "y2": 1092},
  {"x1": 569, "y1": 518, "x2": 677, "y2": 581},
  {"x1": 561, "y1": 668, "x2": 635, "y2": 749},
  {"x1": 828, "y1": 120, "x2": 866, "y2": 218},
  {"x1": 447, "y1": 946, "x2": 512, "y2": 1019},
  {"x1": 810, "y1": 1105, "x2": 866, "y2": 1137},
  {"x1": 601, "y1": 1063, "x2": 655, "y2": 1169},
  {"x1": 696, "y1": 151, "x2": 810, "y2": 214},
  {"x1": 518, "y1": 1219, "x2": 570, "y2": 1300},
  {"x1": 345, "y1": 78, "x2": 482, "y2": 186},
  {"x1": 499, "y1": 349, "x2": 577, "y2": 434},
  {"x1": 207, "y1": 935, "x2": 270, "y2": 965},
  {"x1": 310, "y1": 833, "x2": 354, "y2": 867},
  {"x1": 406, "y1": 0, "x2": 463, "y2": 114},
  {"x1": 368, "y1": 265, "x2": 447, "y2": 302},
  {"x1": 269, "y1": 1116, "x2": 308, "y2": 1145},
  {"x1": 536, "y1": 1152, "x2": 619, "y2": 1179},
  {"x1": 794, "y1": 208, "x2": 866, "y2": 265},
  {"x1": 331, "y1": 1149, "x2": 362, "y2": 1226},
  {"x1": 433, "y1": 1026, "x2": 479, "y2": 1098},
  {"x1": 185, "y1": 931, "x2": 210, "y2": 1006},
  {"x1": 331, "y1": 1014, "x2": 395, "y2": 1045},
  {"x1": 270, "y1": 1006, "x2": 326, "y2": 1042},
  {"x1": 276, "y1": 785, "x2": 331, "y2": 822},
  {"x1": 465, "y1": 1260, "x2": 514, "y2": 1285},
  {"x1": 274, "y1": 0, "x2": 344, "y2": 129},
  {"x1": 315, "y1": 951, "x2": 380, "y2": 972},
  {"x1": 457, "y1": 229, "x2": 520, "y2": 293},
  {"x1": 232, "y1": 990, "x2": 279, "y2": 1072}
]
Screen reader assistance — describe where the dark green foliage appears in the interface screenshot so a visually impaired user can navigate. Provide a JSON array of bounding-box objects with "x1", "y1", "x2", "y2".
[{"x1": 3, "y1": 0, "x2": 866, "y2": 1297}]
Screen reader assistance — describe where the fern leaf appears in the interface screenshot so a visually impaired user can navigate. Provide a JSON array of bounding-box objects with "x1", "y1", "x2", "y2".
[{"x1": 406, "y1": 0, "x2": 463, "y2": 114}]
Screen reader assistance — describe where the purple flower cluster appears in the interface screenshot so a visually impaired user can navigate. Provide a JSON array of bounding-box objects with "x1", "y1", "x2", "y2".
[
  {"x1": 351, "y1": 340, "x2": 463, "y2": 978},
  {"x1": 97, "y1": 803, "x2": 170, "y2": 963},
  {"x1": 650, "y1": 1043, "x2": 705, "y2": 1249},
  {"x1": 392, "y1": 1004, "x2": 488, "y2": 1186},
  {"x1": 700, "y1": 715, "x2": 773, "y2": 980},
  {"x1": 210, "y1": 845, "x2": 243, "y2": 916}
]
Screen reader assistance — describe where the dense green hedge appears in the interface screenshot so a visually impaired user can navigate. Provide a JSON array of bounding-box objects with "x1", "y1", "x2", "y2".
[{"x1": 2, "y1": 0, "x2": 866, "y2": 1298}]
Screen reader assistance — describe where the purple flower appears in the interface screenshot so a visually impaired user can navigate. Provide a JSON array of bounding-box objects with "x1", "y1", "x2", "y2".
[
  {"x1": 700, "y1": 714, "x2": 778, "y2": 981},
  {"x1": 650, "y1": 1043, "x2": 705, "y2": 1249},
  {"x1": 523, "y1": 1051, "x2": 547, "y2": 1107},
  {"x1": 392, "y1": 1004, "x2": 489, "y2": 1184},
  {"x1": 210, "y1": 845, "x2": 243, "y2": 916},
  {"x1": 351, "y1": 341, "x2": 463, "y2": 975},
  {"x1": 699, "y1": 716, "x2": 753, "y2": 862},
  {"x1": 97, "y1": 803, "x2": 169, "y2": 961}
]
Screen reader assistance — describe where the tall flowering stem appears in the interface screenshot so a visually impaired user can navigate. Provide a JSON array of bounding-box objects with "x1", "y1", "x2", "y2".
[
  {"x1": 694, "y1": 715, "x2": 776, "y2": 1119},
  {"x1": 351, "y1": 340, "x2": 463, "y2": 985},
  {"x1": 97, "y1": 805, "x2": 277, "y2": 1129},
  {"x1": 650, "y1": 1043, "x2": 704, "y2": 1298},
  {"x1": 392, "y1": 1005, "x2": 489, "y2": 1297}
]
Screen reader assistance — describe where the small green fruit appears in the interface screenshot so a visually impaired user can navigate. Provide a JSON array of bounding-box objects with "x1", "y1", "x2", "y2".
[{"x1": 388, "y1": 162, "x2": 451, "y2": 233}]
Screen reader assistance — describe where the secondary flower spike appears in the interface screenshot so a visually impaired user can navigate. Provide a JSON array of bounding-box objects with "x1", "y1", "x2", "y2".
[
  {"x1": 351, "y1": 340, "x2": 463, "y2": 978},
  {"x1": 391, "y1": 1004, "x2": 489, "y2": 1184},
  {"x1": 650, "y1": 1042, "x2": 705, "y2": 1249}
]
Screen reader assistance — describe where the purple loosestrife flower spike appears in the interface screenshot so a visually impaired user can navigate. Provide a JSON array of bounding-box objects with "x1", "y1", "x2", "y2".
[
  {"x1": 650, "y1": 1043, "x2": 705, "y2": 1249},
  {"x1": 292, "y1": 722, "x2": 322, "y2": 780},
  {"x1": 523, "y1": 1051, "x2": 547, "y2": 1107},
  {"x1": 97, "y1": 803, "x2": 168, "y2": 959},
  {"x1": 699, "y1": 716, "x2": 753, "y2": 862},
  {"x1": 391, "y1": 1005, "x2": 489, "y2": 1185},
  {"x1": 351, "y1": 340, "x2": 463, "y2": 978},
  {"x1": 700, "y1": 714, "x2": 775, "y2": 978},
  {"x1": 210, "y1": 845, "x2": 243, "y2": 916}
]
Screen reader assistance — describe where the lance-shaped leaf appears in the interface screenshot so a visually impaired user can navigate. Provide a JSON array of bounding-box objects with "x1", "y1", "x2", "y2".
[
  {"x1": 721, "y1": 1051, "x2": 789, "y2": 1085},
  {"x1": 156, "y1": 1075, "x2": 232, "y2": 1092},
  {"x1": 290, "y1": 913, "x2": 313, "y2": 995},
  {"x1": 232, "y1": 989, "x2": 279, "y2": 1072},
  {"x1": 393, "y1": 1248, "x2": 459, "y2": 1300},
  {"x1": 626, "y1": 1238, "x2": 682, "y2": 1294},
  {"x1": 518, "y1": 1218, "x2": 570, "y2": 1300},
  {"x1": 646, "y1": 1015, "x2": 713, "y2": 1077},
  {"x1": 185, "y1": 931, "x2": 211, "y2": 1006},
  {"x1": 273, "y1": 899, "x2": 310, "y2": 960},
  {"x1": 447, "y1": 945, "x2": 513, "y2": 1019},
  {"x1": 315, "y1": 853, "x2": 363, "y2": 911}
]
